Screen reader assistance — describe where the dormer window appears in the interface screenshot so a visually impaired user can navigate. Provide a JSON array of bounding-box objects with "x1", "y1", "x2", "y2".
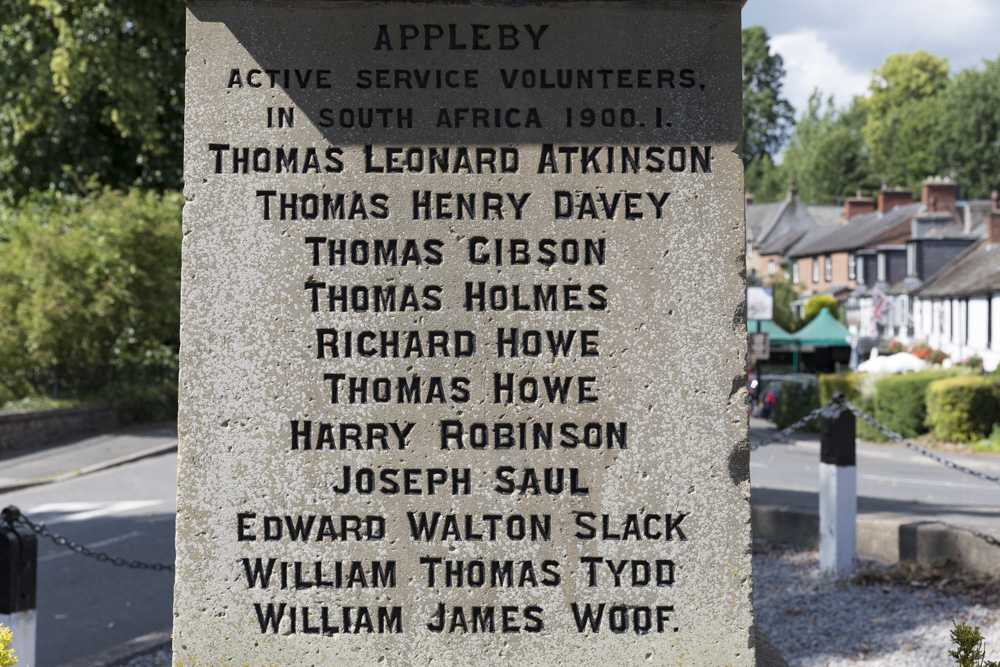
[
  {"x1": 877, "y1": 253, "x2": 886, "y2": 282},
  {"x1": 857, "y1": 258, "x2": 865, "y2": 284},
  {"x1": 907, "y1": 243, "x2": 917, "y2": 277}
]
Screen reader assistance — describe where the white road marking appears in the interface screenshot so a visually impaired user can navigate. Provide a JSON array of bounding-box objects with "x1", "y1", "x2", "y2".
[
  {"x1": 28, "y1": 501, "x2": 162, "y2": 525},
  {"x1": 860, "y1": 474, "x2": 993, "y2": 490},
  {"x1": 39, "y1": 532, "x2": 144, "y2": 563}
]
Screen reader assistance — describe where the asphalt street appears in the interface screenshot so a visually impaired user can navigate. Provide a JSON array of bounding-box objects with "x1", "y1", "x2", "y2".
[
  {"x1": 2, "y1": 421, "x2": 1000, "y2": 664},
  {"x1": 0, "y1": 453, "x2": 177, "y2": 666},
  {"x1": 750, "y1": 417, "x2": 1000, "y2": 539}
]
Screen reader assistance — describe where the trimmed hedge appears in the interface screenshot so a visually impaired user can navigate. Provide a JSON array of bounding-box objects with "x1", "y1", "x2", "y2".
[
  {"x1": 926, "y1": 377, "x2": 1000, "y2": 443},
  {"x1": 818, "y1": 372, "x2": 884, "y2": 442},
  {"x1": 774, "y1": 379, "x2": 820, "y2": 430},
  {"x1": 874, "y1": 369, "x2": 959, "y2": 439},
  {"x1": 818, "y1": 372, "x2": 860, "y2": 404}
]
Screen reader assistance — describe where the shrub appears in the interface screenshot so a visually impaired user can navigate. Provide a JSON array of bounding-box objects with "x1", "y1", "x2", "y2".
[
  {"x1": 961, "y1": 355, "x2": 984, "y2": 372},
  {"x1": 774, "y1": 378, "x2": 820, "y2": 430},
  {"x1": 974, "y1": 424, "x2": 1000, "y2": 453},
  {"x1": 0, "y1": 623, "x2": 15, "y2": 667},
  {"x1": 950, "y1": 621, "x2": 1000, "y2": 667},
  {"x1": 804, "y1": 296, "x2": 839, "y2": 323},
  {"x1": 926, "y1": 377, "x2": 1000, "y2": 443},
  {"x1": 818, "y1": 372, "x2": 861, "y2": 404},
  {"x1": 887, "y1": 340, "x2": 904, "y2": 354},
  {"x1": 874, "y1": 369, "x2": 960, "y2": 439},
  {"x1": 818, "y1": 372, "x2": 885, "y2": 441},
  {"x1": 909, "y1": 342, "x2": 948, "y2": 365},
  {"x1": 0, "y1": 189, "x2": 181, "y2": 420}
]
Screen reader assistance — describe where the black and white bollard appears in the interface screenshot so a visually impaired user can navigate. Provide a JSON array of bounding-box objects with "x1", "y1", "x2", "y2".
[
  {"x1": 819, "y1": 394, "x2": 857, "y2": 576},
  {"x1": 1, "y1": 507, "x2": 37, "y2": 666}
]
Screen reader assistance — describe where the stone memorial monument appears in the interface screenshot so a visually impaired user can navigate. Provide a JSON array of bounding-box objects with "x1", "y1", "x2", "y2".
[{"x1": 175, "y1": 0, "x2": 753, "y2": 663}]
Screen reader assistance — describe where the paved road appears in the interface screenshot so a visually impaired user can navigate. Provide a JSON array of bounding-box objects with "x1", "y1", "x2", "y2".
[
  {"x1": 750, "y1": 417, "x2": 1000, "y2": 538},
  {"x1": 0, "y1": 453, "x2": 177, "y2": 666},
  {"x1": 3, "y1": 418, "x2": 999, "y2": 664}
]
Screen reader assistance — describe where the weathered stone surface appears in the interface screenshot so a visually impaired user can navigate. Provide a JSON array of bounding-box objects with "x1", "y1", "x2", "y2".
[{"x1": 175, "y1": 1, "x2": 752, "y2": 663}]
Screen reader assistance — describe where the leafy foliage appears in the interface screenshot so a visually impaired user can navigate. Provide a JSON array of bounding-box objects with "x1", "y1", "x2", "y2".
[
  {"x1": 0, "y1": 623, "x2": 15, "y2": 667},
  {"x1": 926, "y1": 376, "x2": 1000, "y2": 443},
  {"x1": 936, "y1": 56, "x2": 1000, "y2": 198},
  {"x1": 950, "y1": 622, "x2": 1000, "y2": 667},
  {"x1": 909, "y1": 342, "x2": 949, "y2": 365},
  {"x1": 874, "y1": 369, "x2": 959, "y2": 439},
  {"x1": 767, "y1": 273, "x2": 803, "y2": 333},
  {"x1": 817, "y1": 371, "x2": 884, "y2": 441},
  {"x1": 782, "y1": 95, "x2": 871, "y2": 204},
  {"x1": 803, "y1": 296, "x2": 840, "y2": 323},
  {"x1": 861, "y1": 51, "x2": 950, "y2": 185},
  {"x1": 0, "y1": 1, "x2": 184, "y2": 202},
  {"x1": 773, "y1": 50, "x2": 1000, "y2": 203},
  {"x1": 744, "y1": 154, "x2": 787, "y2": 203},
  {"x1": 742, "y1": 26, "x2": 795, "y2": 170},
  {"x1": 0, "y1": 189, "x2": 181, "y2": 419},
  {"x1": 773, "y1": 378, "x2": 820, "y2": 430}
]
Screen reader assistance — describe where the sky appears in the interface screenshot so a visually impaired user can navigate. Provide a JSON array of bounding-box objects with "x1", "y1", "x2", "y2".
[{"x1": 742, "y1": 0, "x2": 1000, "y2": 118}]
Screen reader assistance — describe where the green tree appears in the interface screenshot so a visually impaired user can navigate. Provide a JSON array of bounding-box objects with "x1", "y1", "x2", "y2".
[
  {"x1": 936, "y1": 56, "x2": 1000, "y2": 198},
  {"x1": 0, "y1": 1, "x2": 184, "y2": 202},
  {"x1": 782, "y1": 93, "x2": 871, "y2": 203},
  {"x1": 744, "y1": 154, "x2": 787, "y2": 203},
  {"x1": 804, "y1": 295, "x2": 840, "y2": 323},
  {"x1": 0, "y1": 189, "x2": 182, "y2": 377},
  {"x1": 861, "y1": 51, "x2": 949, "y2": 188},
  {"x1": 768, "y1": 273, "x2": 802, "y2": 333},
  {"x1": 742, "y1": 26, "x2": 795, "y2": 175}
]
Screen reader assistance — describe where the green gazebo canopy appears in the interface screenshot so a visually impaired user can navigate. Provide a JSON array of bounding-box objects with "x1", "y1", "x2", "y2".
[
  {"x1": 747, "y1": 318, "x2": 796, "y2": 345},
  {"x1": 791, "y1": 308, "x2": 850, "y2": 346}
]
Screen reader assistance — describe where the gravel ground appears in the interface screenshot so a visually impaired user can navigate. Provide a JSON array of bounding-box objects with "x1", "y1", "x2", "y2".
[
  {"x1": 121, "y1": 541, "x2": 1000, "y2": 666},
  {"x1": 754, "y1": 540, "x2": 1000, "y2": 665}
]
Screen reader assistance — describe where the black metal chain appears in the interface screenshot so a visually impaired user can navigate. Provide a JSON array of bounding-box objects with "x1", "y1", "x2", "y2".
[
  {"x1": 749, "y1": 403, "x2": 829, "y2": 451},
  {"x1": 844, "y1": 400, "x2": 1000, "y2": 486},
  {"x1": 1, "y1": 505, "x2": 175, "y2": 573},
  {"x1": 748, "y1": 399, "x2": 1000, "y2": 550}
]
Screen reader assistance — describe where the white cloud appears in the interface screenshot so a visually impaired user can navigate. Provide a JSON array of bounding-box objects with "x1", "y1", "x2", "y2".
[
  {"x1": 744, "y1": 0, "x2": 1000, "y2": 88},
  {"x1": 770, "y1": 29, "x2": 871, "y2": 117}
]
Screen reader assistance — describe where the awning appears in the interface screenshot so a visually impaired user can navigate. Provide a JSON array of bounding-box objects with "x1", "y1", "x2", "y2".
[
  {"x1": 791, "y1": 308, "x2": 850, "y2": 346},
  {"x1": 747, "y1": 319, "x2": 797, "y2": 345}
]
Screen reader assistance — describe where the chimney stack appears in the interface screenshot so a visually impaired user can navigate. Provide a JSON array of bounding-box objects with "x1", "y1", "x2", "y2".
[
  {"x1": 990, "y1": 190, "x2": 1000, "y2": 245},
  {"x1": 921, "y1": 176, "x2": 958, "y2": 212},
  {"x1": 843, "y1": 188, "x2": 875, "y2": 223},
  {"x1": 785, "y1": 179, "x2": 798, "y2": 201},
  {"x1": 878, "y1": 186, "x2": 913, "y2": 213}
]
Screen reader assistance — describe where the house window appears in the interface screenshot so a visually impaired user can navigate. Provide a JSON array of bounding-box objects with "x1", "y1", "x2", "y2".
[
  {"x1": 907, "y1": 243, "x2": 916, "y2": 277},
  {"x1": 877, "y1": 253, "x2": 886, "y2": 282},
  {"x1": 767, "y1": 259, "x2": 776, "y2": 276},
  {"x1": 812, "y1": 257, "x2": 819, "y2": 283},
  {"x1": 848, "y1": 254, "x2": 856, "y2": 280},
  {"x1": 792, "y1": 261, "x2": 799, "y2": 284},
  {"x1": 857, "y1": 258, "x2": 865, "y2": 284},
  {"x1": 824, "y1": 255, "x2": 832, "y2": 282}
]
